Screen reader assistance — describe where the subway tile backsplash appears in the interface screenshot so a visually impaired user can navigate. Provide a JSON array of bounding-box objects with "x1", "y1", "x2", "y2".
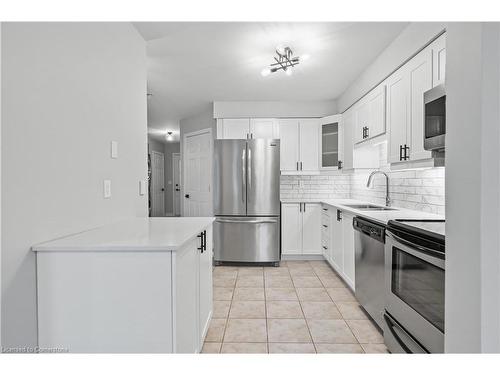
[{"x1": 280, "y1": 142, "x2": 445, "y2": 215}]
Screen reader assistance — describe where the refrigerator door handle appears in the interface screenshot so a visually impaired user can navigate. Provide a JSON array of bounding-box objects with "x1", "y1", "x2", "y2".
[
  {"x1": 248, "y1": 148, "x2": 252, "y2": 197},
  {"x1": 216, "y1": 219, "x2": 278, "y2": 224},
  {"x1": 241, "y1": 147, "x2": 246, "y2": 203}
]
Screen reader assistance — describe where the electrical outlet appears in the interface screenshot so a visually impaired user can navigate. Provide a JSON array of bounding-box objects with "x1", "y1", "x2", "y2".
[{"x1": 103, "y1": 180, "x2": 111, "y2": 198}]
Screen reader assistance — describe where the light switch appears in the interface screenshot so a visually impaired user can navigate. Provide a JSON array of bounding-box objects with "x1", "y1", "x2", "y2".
[
  {"x1": 139, "y1": 180, "x2": 147, "y2": 196},
  {"x1": 111, "y1": 141, "x2": 118, "y2": 159},
  {"x1": 104, "y1": 180, "x2": 112, "y2": 198}
]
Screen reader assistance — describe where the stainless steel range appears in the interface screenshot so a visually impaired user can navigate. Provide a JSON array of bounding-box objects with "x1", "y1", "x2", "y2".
[{"x1": 384, "y1": 219, "x2": 445, "y2": 353}]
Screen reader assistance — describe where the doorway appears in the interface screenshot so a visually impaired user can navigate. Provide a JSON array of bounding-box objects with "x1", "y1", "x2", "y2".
[
  {"x1": 172, "y1": 153, "x2": 181, "y2": 216},
  {"x1": 182, "y1": 128, "x2": 212, "y2": 216},
  {"x1": 151, "y1": 150, "x2": 165, "y2": 217}
]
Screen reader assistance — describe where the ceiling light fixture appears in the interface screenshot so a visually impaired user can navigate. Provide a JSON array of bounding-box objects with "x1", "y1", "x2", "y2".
[
  {"x1": 261, "y1": 46, "x2": 306, "y2": 76},
  {"x1": 166, "y1": 131, "x2": 173, "y2": 141}
]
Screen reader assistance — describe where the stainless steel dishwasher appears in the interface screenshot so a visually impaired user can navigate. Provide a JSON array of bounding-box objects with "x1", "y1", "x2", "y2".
[{"x1": 353, "y1": 216, "x2": 386, "y2": 330}]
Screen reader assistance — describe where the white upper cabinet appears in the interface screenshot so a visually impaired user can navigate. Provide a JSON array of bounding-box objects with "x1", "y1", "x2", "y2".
[
  {"x1": 387, "y1": 35, "x2": 443, "y2": 165},
  {"x1": 250, "y1": 118, "x2": 279, "y2": 139},
  {"x1": 319, "y1": 114, "x2": 341, "y2": 170},
  {"x1": 299, "y1": 119, "x2": 320, "y2": 172},
  {"x1": 279, "y1": 119, "x2": 300, "y2": 172},
  {"x1": 431, "y1": 33, "x2": 446, "y2": 87},
  {"x1": 341, "y1": 108, "x2": 355, "y2": 170},
  {"x1": 217, "y1": 118, "x2": 250, "y2": 139},
  {"x1": 353, "y1": 85, "x2": 386, "y2": 144},
  {"x1": 387, "y1": 65, "x2": 410, "y2": 164},
  {"x1": 408, "y1": 47, "x2": 433, "y2": 162},
  {"x1": 367, "y1": 85, "x2": 387, "y2": 139},
  {"x1": 279, "y1": 118, "x2": 320, "y2": 174},
  {"x1": 216, "y1": 118, "x2": 279, "y2": 139}
]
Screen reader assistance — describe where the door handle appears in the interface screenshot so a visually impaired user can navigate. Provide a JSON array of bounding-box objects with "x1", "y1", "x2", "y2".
[
  {"x1": 300, "y1": 161, "x2": 303, "y2": 171},
  {"x1": 175, "y1": 189, "x2": 180, "y2": 191},
  {"x1": 303, "y1": 203, "x2": 306, "y2": 212},
  {"x1": 337, "y1": 209, "x2": 342, "y2": 221},
  {"x1": 185, "y1": 194, "x2": 190, "y2": 198},
  {"x1": 247, "y1": 148, "x2": 252, "y2": 195},
  {"x1": 161, "y1": 188, "x2": 165, "y2": 192},
  {"x1": 242, "y1": 147, "x2": 246, "y2": 203},
  {"x1": 399, "y1": 145, "x2": 403, "y2": 161},
  {"x1": 296, "y1": 161, "x2": 299, "y2": 171},
  {"x1": 216, "y1": 219, "x2": 278, "y2": 224}
]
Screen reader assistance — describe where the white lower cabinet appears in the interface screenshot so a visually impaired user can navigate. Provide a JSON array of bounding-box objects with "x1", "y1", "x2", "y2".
[
  {"x1": 321, "y1": 205, "x2": 355, "y2": 290},
  {"x1": 174, "y1": 227, "x2": 213, "y2": 353},
  {"x1": 282, "y1": 203, "x2": 322, "y2": 256},
  {"x1": 37, "y1": 226, "x2": 213, "y2": 353}
]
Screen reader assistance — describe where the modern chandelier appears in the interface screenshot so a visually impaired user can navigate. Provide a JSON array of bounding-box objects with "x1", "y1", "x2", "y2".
[{"x1": 261, "y1": 46, "x2": 309, "y2": 76}]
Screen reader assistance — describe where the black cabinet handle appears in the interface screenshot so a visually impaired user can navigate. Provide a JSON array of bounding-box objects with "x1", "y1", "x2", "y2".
[
  {"x1": 197, "y1": 233, "x2": 203, "y2": 252},
  {"x1": 185, "y1": 194, "x2": 190, "y2": 198},
  {"x1": 404, "y1": 144, "x2": 410, "y2": 160},
  {"x1": 203, "y1": 230, "x2": 207, "y2": 253},
  {"x1": 336, "y1": 209, "x2": 342, "y2": 221},
  {"x1": 322, "y1": 246, "x2": 328, "y2": 250},
  {"x1": 322, "y1": 208, "x2": 328, "y2": 212},
  {"x1": 338, "y1": 160, "x2": 343, "y2": 169},
  {"x1": 399, "y1": 145, "x2": 403, "y2": 161},
  {"x1": 323, "y1": 224, "x2": 328, "y2": 228}
]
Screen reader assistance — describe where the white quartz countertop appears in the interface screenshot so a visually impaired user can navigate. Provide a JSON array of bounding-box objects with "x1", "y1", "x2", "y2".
[
  {"x1": 281, "y1": 198, "x2": 444, "y2": 225},
  {"x1": 32, "y1": 217, "x2": 215, "y2": 252}
]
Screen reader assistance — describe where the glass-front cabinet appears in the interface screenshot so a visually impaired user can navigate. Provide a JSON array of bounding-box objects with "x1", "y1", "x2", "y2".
[{"x1": 320, "y1": 114, "x2": 342, "y2": 170}]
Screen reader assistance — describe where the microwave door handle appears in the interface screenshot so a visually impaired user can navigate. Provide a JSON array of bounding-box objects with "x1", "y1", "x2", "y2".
[
  {"x1": 386, "y1": 231, "x2": 444, "y2": 260},
  {"x1": 383, "y1": 313, "x2": 428, "y2": 354}
]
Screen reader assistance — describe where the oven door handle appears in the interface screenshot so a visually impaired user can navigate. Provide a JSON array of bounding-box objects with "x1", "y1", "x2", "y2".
[
  {"x1": 386, "y1": 231, "x2": 444, "y2": 260},
  {"x1": 383, "y1": 313, "x2": 429, "y2": 354}
]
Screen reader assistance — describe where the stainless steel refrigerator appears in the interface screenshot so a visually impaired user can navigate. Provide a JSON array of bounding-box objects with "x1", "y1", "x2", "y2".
[{"x1": 213, "y1": 139, "x2": 280, "y2": 264}]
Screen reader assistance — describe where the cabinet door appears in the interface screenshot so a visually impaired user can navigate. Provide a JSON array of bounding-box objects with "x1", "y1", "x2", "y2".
[
  {"x1": 354, "y1": 100, "x2": 369, "y2": 143},
  {"x1": 302, "y1": 203, "x2": 322, "y2": 254},
  {"x1": 320, "y1": 114, "x2": 341, "y2": 170},
  {"x1": 278, "y1": 120, "x2": 300, "y2": 171},
  {"x1": 220, "y1": 118, "x2": 250, "y2": 139},
  {"x1": 250, "y1": 118, "x2": 278, "y2": 139},
  {"x1": 175, "y1": 239, "x2": 199, "y2": 353},
  {"x1": 368, "y1": 85, "x2": 386, "y2": 138},
  {"x1": 341, "y1": 109, "x2": 355, "y2": 170},
  {"x1": 387, "y1": 67, "x2": 409, "y2": 163},
  {"x1": 408, "y1": 48, "x2": 433, "y2": 162},
  {"x1": 342, "y1": 212, "x2": 355, "y2": 290},
  {"x1": 281, "y1": 203, "x2": 302, "y2": 254},
  {"x1": 432, "y1": 33, "x2": 446, "y2": 87},
  {"x1": 299, "y1": 119, "x2": 320, "y2": 172},
  {"x1": 331, "y1": 209, "x2": 344, "y2": 273},
  {"x1": 198, "y1": 227, "x2": 213, "y2": 349}
]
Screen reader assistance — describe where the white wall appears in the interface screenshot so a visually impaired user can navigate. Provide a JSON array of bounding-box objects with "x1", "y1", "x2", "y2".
[
  {"x1": 213, "y1": 100, "x2": 337, "y2": 118},
  {"x1": 1, "y1": 23, "x2": 148, "y2": 348},
  {"x1": 445, "y1": 22, "x2": 500, "y2": 353},
  {"x1": 337, "y1": 22, "x2": 446, "y2": 113}
]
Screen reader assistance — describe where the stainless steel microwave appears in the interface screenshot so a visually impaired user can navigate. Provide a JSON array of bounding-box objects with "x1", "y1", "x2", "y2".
[{"x1": 423, "y1": 84, "x2": 446, "y2": 151}]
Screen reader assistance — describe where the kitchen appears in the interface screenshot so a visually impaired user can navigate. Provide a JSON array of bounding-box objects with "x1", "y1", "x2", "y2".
[{"x1": 1, "y1": 13, "x2": 500, "y2": 369}]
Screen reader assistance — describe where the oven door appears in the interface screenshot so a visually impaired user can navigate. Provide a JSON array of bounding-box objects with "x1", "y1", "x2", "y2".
[{"x1": 385, "y1": 230, "x2": 445, "y2": 353}]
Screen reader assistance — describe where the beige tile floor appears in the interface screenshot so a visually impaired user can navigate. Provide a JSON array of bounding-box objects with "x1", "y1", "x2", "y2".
[{"x1": 202, "y1": 260, "x2": 389, "y2": 354}]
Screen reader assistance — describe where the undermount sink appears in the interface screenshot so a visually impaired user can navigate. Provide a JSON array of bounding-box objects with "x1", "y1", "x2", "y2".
[{"x1": 343, "y1": 204, "x2": 397, "y2": 211}]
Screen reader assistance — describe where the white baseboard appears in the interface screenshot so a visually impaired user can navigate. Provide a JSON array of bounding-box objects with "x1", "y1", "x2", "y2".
[{"x1": 281, "y1": 254, "x2": 325, "y2": 261}]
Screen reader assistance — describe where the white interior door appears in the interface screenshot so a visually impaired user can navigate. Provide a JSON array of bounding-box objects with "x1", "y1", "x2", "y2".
[
  {"x1": 183, "y1": 129, "x2": 212, "y2": 217},
  {"x1": 151, "y1": 151, "x2": 165, "y2": 217},
  {"x1": 172, "y1": 153, "x2": 181, "y2": 216}
]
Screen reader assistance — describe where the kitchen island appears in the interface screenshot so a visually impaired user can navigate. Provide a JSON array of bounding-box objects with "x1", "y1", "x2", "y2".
[{"x1": 32, "y1": 217, "x2": 214, "y2": 353}]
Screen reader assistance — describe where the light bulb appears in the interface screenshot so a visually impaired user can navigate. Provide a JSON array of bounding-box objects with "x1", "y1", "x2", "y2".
[
  {"x1": 285, "y1": 67, "x2": 293, "y2": 76},
  {"x1": 261, "y1": 68, "x2": 271, "y2": 77}
]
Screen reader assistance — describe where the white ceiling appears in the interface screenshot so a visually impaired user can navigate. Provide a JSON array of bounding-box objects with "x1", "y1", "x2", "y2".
[{"x1": 134, "y1": 22, "x2": 408, "y2": 143}]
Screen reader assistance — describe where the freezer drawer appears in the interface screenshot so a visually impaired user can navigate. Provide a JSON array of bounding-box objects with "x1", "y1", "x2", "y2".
[{"x1": 214, "y1": 216, "x2": 280, "y2": 263}]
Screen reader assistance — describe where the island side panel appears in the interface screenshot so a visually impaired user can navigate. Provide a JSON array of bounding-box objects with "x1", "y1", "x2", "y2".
[{"x1": 37, "y1": 251, "x2": 173, "y2": 353}]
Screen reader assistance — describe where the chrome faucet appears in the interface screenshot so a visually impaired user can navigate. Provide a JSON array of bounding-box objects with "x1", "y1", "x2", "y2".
[{"x1": 366, "y1": 171, "x2": 391, "y2": 207}]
